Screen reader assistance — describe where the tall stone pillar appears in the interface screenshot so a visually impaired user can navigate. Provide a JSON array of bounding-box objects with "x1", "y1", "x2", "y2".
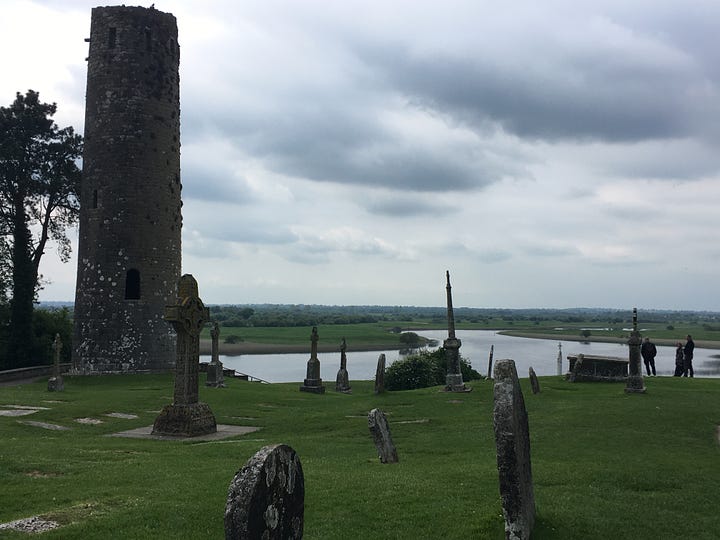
[
  {"x1": 444, "y1": 271, "x2": 470, "y2": 392},
  {"x1": 300, "y1": 327, "x2": 325, "y2": 393},
  {"x1": 73, "y1": 6, "x2": 182, "y2": 373},
  {"x1": 625, "y1": 307, "x2": 646, "y2": 394}
]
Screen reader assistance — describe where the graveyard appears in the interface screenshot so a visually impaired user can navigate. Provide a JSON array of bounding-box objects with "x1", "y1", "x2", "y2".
[{"x1": 1, "y1": 372, "x2": 719, "y2": 538}]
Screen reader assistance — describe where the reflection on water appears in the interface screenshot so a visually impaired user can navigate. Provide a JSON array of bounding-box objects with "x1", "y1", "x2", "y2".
[{"x1": 205, "y1": 329, "x2": 720, "y2": 383}]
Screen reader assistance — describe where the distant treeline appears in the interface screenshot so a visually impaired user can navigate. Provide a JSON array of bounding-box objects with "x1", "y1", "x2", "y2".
[{"x1": 205, "y1": 304, "x2": 720, "y2": 328}]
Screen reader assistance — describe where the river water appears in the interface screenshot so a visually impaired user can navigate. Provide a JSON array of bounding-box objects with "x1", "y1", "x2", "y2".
[{"x1": 203, "y1": 329, "x2": 720, "y2": 383}]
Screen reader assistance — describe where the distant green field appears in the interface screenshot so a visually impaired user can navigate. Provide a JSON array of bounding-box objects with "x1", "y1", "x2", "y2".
[
  {"x1": 200, "y1": 321, "x2": 429, "y2": 348},
  {"x1": 1, "y1": 374, "x2": 719, "y2": 538},
  {"x1": 201, "y1": 317, "x2": 720, "y2": 348}
]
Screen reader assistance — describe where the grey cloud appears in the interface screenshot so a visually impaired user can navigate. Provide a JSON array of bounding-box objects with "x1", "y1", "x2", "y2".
[
  {"x1": 522, "y1": 244, "x2": 580, "y2": 257},
  {"x1": 363, "y1": 194, "x2": 452, "y2": 217},
  {"x1": 369, "y1": 46, "x2": 699, "y2": 143}
]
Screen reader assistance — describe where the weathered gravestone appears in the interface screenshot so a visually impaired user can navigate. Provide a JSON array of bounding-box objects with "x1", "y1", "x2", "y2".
[
  {"x1": 444, "y1": 271, "x2": 470, "y2": 392},
  {"x1": 206, "y1": 321, "x2": 226, "y2": 388},
  {"x1": 625, "y1": 307, "x2": 646, "y2": 394},
  {"x1": 47, "y1": 334, "x2": 64, "y2": 392},
  {"x1": 374, "y1": 353, "x2": 386, "y2": 394},
  {"x1": 567, "y1": 353, "x2": 628, "y2": 382},
  {"x1": 486, "y1": 344, "x2": 495, "y2": 380},
  {"x1": 528, "y1": 367, "x2": 540, "y2": 394},
  {"x1": 335, "y1": 337, "x2": 351, "y2": 393},
  {"x1": 300, "y1": 326, "x2": 325, "y2": 393},
  {"x1": 152, "y1": 274, "x2": 217, "y2": 437},
  {"x1": 368, "y1": 408, "x2": 398, "y2": 463},
  {"x1": 225, "y1": 444, "x2": 304, "y2": 540},
  {"x1": 493, "y1": 359, "x2": 535, "y2": 540}
]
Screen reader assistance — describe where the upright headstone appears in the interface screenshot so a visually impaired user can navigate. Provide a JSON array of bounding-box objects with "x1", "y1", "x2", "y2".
[
  {"x1": 444, "y1": 271, "x2": 470, "y2": 392},
  {"x1": 152, "y1": 274, "x2": 217, "y2": 436},
  {"x1": 335, "y1": 337, "x2": 351, "y2": 393},
  {"x1": 625, "y1": 307, "x2": 646, "y2": 394},
  {"x1": 300, "y1": 327, "x2": 325, "y2": 394},
  {"x1": 206, "y1": 322, "x2": 226, "y2": 388},
  {"x1": 225, "y1": 444, "x2": 304, "y2": 540},
  {"x1": 493, "y1": 359, "x2": 535, "y2": 540},
  {"x1": 556, "y1": 342, "x2": 563, "y2": 376},
  {"x1": 47, "y1": 334, "x2": 64, "y2": 392},
  {"x1": 486, "y1": 344, "x2": 495, "y2": 380},
  {"x1": 528, "y1": 367, "x2": 540, "y2": 394},
  {"x1": 368, "y1": 408, "x2": 399, "y2": 463},
  {"x1": 374, "y1": 354, "x2": 386, "y2": 394}
]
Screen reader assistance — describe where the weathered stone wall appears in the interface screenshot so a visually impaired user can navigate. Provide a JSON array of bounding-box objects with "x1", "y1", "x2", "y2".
[{"x1": 72, "y1": 6, "x2": 181, "y2": 373}]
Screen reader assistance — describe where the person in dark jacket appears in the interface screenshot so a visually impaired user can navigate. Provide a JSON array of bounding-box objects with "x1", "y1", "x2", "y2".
[
  {"x1": 673, "y1": 342, "x2": 684, "y2": 377},
  {"x1": 640, "y1": 337, "x2": 657, "y2": 376},
  {"x1": 683, "y1": 335, "x2": 695, "y2": 377}
]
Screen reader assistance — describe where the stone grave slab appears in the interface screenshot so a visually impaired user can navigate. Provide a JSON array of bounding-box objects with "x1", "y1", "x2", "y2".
[
  {"x1": 18, "y1": 420, "x2": 70, "y2": 431},
  {"x1": 493, "y1": 359, "x2": 535, "y2": 540},
  {"x1": 105, "y1": 412, "x2": 139, "y2": 419},
  {"x1": 0, "y1": 409, "x2": 39, "y2": 417},
  {"x1": 75, "y1": 418, "x2": 104, "y2": 425},
  {"x1": 0, "y1": 516, "x2": 60, "y2": 534},
  {"x1": 368, "y1": 408, "x2": 398, "y2": 463},
  {"x1": 374, "y1": 354, "x2": 386, "y2": 394},
  {"x1": 110, "y1": 424, "x2": 259, "y2": 442},
  {"x1": 529, "y1": 367, "x2": 540, "y2": 394},
  {"x1": 225, "y1": 444, "x2": 304, "y2": 539}
]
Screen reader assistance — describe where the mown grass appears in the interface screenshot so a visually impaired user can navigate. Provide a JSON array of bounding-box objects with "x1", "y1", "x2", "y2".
[{"x1": 1, "y1": 374, "x2": 719, "y2": 538}]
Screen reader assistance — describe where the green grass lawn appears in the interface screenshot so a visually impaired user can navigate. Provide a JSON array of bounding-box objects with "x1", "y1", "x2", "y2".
[{"x1": 1, "y1": 374, "x2": 719, "y2": 538}]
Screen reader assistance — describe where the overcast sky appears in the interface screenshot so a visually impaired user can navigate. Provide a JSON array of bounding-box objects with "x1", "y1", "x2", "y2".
[{"x1": 2, "y1": 0, "x2": 720, "y2": 310}]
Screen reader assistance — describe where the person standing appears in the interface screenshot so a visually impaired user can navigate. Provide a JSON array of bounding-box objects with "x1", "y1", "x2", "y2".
[
  {"x1": 683, "y1": 335, "x2": 695, "y2": 377},
  {"x1": 641, "y1": 337, "x2": 657, "y2": 376},
  {"x1": 673, "y1": 342, "x2": 684, "y2": 377}
]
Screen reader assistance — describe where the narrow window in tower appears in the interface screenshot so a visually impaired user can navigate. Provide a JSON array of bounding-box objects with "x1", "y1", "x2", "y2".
[
  {"x1": 92, "y1": 189, "x2": 98, "y2": 209},
  {"x1": 145, "y1": 29, "x2": 152, "y2": 52},
  {"x1": 108, "y1": 27, "x2": 116, "y2": 49},
  {"x1": 125, "y1": 269, "x2": 141, "y2": 300}
]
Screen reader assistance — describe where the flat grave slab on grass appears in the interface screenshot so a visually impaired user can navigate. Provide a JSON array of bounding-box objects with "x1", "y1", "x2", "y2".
[
  {"x1": 0, "y1": 409, "x2": 39, "y2": 417},
  {"x1": 109, "y1": 424, "x2": 260, "y2": 441},
  {"x1": 104, "y1": 412, "x2": 139, "y2": 419},
  {"x1": 1, "y1": 404, "x2": 52, "y2": 417},
  {"x1": 18, "y1": 420, "x2": 70, "y2": 431},
  {"x1": 0, "y1": 516, "x2": 60, "y2": 534}
]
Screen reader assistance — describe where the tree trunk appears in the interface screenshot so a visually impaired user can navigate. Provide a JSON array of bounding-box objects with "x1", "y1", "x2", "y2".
[{"x1": 8, "y1": 200, "x2": 36, "y2": 368}]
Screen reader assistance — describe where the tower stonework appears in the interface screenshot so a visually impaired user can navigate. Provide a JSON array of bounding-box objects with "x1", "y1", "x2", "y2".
[{"x1": 72, "y1": 6, "x2": 182, "y2": 373}]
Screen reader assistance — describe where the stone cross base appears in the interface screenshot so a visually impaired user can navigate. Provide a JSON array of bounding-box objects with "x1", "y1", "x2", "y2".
[
  {"x1": 299, "y1": 380, "x2": 325, "y2": 394},
  {"x1": 206, "y1": 363, "x2": 226, "y2": 388},
  {"x1": 624, "y1": 375, "x2": 646, "y2": 394},
  {"x1": 335, "y1": 369, "x2": 351, "y2": 392},
  {"x1": 152, "y1": 402, "x2": 217, "y2": 437},
  {"x1": 445, "y1": 373, "x2": 472, "y2": 392},
  {"x1": 47, "y1": 376, "x2": 64, "y2": 392}
]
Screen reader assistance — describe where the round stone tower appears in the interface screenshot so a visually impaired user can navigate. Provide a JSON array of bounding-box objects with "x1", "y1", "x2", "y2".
[{"x1": 72, "y1": 6, "x2": 182, "y2": 373}]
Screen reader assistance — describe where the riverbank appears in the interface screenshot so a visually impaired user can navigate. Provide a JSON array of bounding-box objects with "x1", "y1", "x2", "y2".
[
  {"x1": 201, "y1": 339, "x2": 399, "y2": 356},
  {"x1": 499, "y1": 331, "x2": 720, "y2": 350},
  {"x1": 205, "y1": 332, "x2": 720, "y2": 355}
]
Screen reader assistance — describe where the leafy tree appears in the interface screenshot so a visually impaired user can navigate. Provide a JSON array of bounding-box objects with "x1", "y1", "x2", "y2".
[{"x1": 0, "y1": 90, "x2": 82, "y2": 369}]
